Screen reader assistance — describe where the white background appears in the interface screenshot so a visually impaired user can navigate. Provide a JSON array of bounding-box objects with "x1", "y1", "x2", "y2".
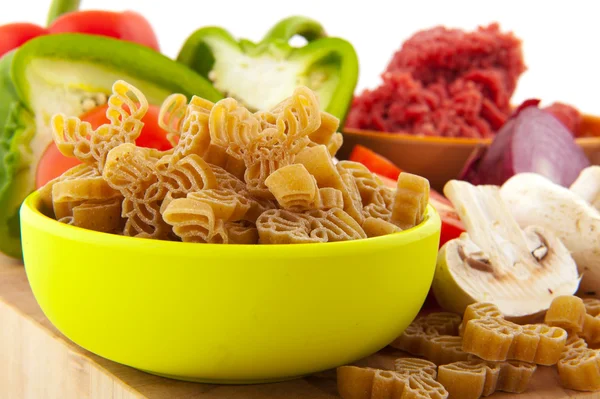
[{"x1": 2, "y1": 0, "x2": 599, "y2": 114}]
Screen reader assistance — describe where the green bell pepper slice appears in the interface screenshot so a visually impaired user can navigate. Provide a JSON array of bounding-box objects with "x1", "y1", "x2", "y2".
[
  {"x1": 177, "y1": 16, "x2": 359, "y2": 123},
  {"x1": 0, "y1": 34, "x2": 222, "y2": 259},
  {"x1": 0, "y1": 51, "x2": 36, "y2": 259},
  {"x1": 0, "y1": 51, "x2": 20, "y2": 149},
  {"x1": 46, "y1": 0, "x2": 81, "y2": 25}
]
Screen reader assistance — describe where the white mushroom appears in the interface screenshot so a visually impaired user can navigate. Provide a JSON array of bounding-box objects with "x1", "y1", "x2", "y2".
[
  {"x1": 433, "y1": 180, "x2": 580, "y2": 318},
  {"x1": 570, "y1": 166, "x2": 600, "y2": 211},
  {"x1": 500, "y1": 173, "x2": 600, "y2": 298}
]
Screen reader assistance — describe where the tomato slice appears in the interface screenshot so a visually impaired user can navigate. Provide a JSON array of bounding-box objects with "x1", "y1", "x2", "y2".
[
  {"x1": 349, "y1": 145, "x2": 402, "y2": 181},
  {"x1": 35, "y1": 103, "x2": 169, "y2": 189}
]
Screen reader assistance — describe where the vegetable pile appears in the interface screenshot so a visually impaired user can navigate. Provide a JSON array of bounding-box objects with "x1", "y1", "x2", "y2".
[{"x1": 1, "y1": 4, "x2": 600, "y2": 395}]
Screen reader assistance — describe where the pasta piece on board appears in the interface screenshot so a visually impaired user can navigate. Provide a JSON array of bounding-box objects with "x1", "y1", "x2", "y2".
[
  {"x1": 337, "y1": 364, "x2": 448, "y2": 399},
  {"x1": 557, "y1": 337, "x2": 600, "y2": 391},
  {"x1": 438, "y1": 359, "x2": 536, "y2": 399},
  {"x1": 462, "y1": 303, "x2": 567, "y2": 365}
]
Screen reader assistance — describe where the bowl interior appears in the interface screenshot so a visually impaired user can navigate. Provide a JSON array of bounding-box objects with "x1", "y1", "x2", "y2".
[{"x1": 24, "y1": 188, "x2": 440, "y2": 254}]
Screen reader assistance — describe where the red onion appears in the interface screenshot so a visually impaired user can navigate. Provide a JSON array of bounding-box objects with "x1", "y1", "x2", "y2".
[{"x1": 459, "y1": 101, "x2": 590, "y2": 187}]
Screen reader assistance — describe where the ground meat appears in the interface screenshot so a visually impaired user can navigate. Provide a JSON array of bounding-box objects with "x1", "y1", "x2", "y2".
[
  {"x1": 346, "y1": 72, "x2": 507, "y2": 138},
  {"x1": 543, "y1": 102, "x2": 582, "y2": 137},
  {"x1": 386, "y1": 23, "x2": 526, "y2": 95},
  {"x1": 346, "y1": 23, "x2": 526, "y2": 138}
]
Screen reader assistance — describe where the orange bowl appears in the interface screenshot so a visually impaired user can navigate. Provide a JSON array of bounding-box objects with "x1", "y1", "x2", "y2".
[{"x1": 338, "y1": 114, "x2": 600, "y2": 191}]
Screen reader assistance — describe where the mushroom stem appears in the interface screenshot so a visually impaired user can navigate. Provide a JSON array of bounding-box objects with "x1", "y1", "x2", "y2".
[{"x1": 444, "y1": 181, "x2": 540, "y2": 276}]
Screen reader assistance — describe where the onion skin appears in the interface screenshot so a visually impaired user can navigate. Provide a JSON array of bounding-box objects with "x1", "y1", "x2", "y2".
[{"x1": 460, "y1": 103, "x2": 590, "y2": 187}]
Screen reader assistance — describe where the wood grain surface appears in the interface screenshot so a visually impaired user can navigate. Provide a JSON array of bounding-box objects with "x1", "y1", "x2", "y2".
[{"x1": 0, "y1": 254, "x2": 596, "y2": 399}]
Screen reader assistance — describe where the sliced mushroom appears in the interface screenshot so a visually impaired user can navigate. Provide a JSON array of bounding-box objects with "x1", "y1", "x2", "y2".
[
  {"x1": 501, "y1": 172, "x2": 600, "y2": 298},
  {"x1": 433, "y1": 180, "x2": 580, "y2": 318}
]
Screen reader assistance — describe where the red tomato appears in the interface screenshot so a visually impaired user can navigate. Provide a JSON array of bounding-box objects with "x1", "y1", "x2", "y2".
[
  {"x1": 49, "y1": 10, "x2": 160, "y2": 51},
  {"x1": 35, "y1": 103, "x2": 168, "y2": 189},
  {"x1": 36, "y1": 143, "x2": 82, "y2": 188},
  {"x1": 0, "y1": 9, "x2": 160, "y2": 58},
  {"x1": 429, "y1": 194, "x2": 465, "y2": 248},
  {"x1": 349, "y1": 145, "x2": 402, "y2": 181},
  {"x1": 439, "y1": 213, "x2": 465, "y2": 247},
  {"x1": 0, "y1": 23, "x2": 48, "y2": 57}
]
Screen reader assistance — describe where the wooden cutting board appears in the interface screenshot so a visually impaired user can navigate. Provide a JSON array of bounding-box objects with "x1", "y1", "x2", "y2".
[{"x1": 0, "y1": 254, "x2": 595, "y2": 399}]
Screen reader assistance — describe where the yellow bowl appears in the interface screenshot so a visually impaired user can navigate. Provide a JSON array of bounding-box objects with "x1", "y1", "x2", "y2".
[
  {"x1": 339, "y1": 114, "x2": 600, "y2": 192},
  {"x1": 20, "y1": 190, "x2": 441, "y2": 384}
]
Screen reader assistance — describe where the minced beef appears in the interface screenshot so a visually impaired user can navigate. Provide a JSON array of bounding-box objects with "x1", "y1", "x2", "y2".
[
  {"x1": 346, "y1": 23, "x2": 527, "y2": 138},
  {"x1": 385, "y1": 24, "x2": 526, "y2": 94}
]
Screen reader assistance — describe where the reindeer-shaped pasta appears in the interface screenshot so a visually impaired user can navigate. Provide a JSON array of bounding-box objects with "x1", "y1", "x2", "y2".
[{"x1": 52, "y1": 80, "x2": 149, "y2": 172}]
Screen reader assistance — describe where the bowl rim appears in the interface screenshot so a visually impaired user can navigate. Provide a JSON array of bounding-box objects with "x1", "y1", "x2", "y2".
[
  {"x1": 20, "y1": 190, "x2": 442, "y2": 258},
  {"x1": 343, "y1": 112, "x2": 600, "y2": 146},
  {"x1": 342, "y1": 127, "x2": 600, "y2": 147}
]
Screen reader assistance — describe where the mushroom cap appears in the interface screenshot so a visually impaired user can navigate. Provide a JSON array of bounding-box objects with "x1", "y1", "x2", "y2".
[
  {"x1": 570, "y1": 166, "x2": 600, "y2": 210},
  {"x1": 501, "y1": 173, "x2": 600, "y2": 298}
]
